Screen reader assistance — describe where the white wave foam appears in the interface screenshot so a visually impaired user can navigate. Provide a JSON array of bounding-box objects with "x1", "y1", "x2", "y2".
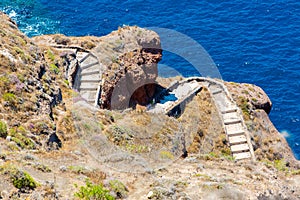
[{"x1": 280, "y1": 130, "x2": 290, "y2": 138}]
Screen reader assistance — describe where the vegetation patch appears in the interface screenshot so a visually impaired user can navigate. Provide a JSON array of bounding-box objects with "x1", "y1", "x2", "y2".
[
  {"x1": 0, "y1": 164, "x2": 38, "y2": 191},
  {"x1": 50, "y1": 63, "x2": 60, "y2": 74},
  {"x1": 109, "y1": 180, "x2": 128, "y2": 199},
  {"x1": 9, "y1": 128, "x2": 35, "y2": 149},
  {"x1": 0, "y1": 120, "x2": 8, "y2": 138},
  {"x1": 74, "y1": 180, "x2": 114, "y2": 200}
]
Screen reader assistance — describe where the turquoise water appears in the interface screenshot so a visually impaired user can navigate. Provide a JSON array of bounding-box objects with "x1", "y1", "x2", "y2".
[{"x1": 1, "y1": 0, "x2": 299, "y2": 159}]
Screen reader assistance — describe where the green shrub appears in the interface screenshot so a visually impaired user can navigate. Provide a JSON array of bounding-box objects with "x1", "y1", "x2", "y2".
[
  {"x1": 159, "y1": 150, "x2": 174, "y2": 160},
  {"x1": 9, "y1": 128, "x2": 35, "y2": 149},
  {"x1": 50, "y1": 63, "x2": 60, "y2": 74},
  {"x1": 11, "y1": 170, "x2": 38, "y2": 190},
  {"x1": 274, "y1": 159, "x2": 288, "y2": 172},
  {"x1": 74, "y1": 180, "x2": 114, "y2": 200},
  {"x1": 3, "y1": 92, "x2": 16, "y2": 104},
  {"x1": 0, "y1": 120, "x2": 8, "y2": 138},
  {"x1": 47, "y1": 49, "x2": 55, "y2": 61},
  {"x1": 0, "y1": 165, "x2": 38, "y2": 190},
  {"x1": 237, "y1": 96, "x2": 250, "y2": 120}
]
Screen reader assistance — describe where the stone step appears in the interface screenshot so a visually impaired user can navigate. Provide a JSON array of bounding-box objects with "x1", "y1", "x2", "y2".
[
  {"x1": 81, "y1": 64, "x2": 100, "y2": 73},
  {"x1": 221, "y1": 107, "x2": 238, "y2": 114},
  {"x1": 80, "y1": 82, "x2": 99, "y2": 89},
  {"x1": 79, "y1": 87, "x2": 98, "y2": 91},
  {"x1": 228, "y1": 135, "x2": 247, "y2": 145},
  {"x1": 224, "y1": 118, "x2": 242, "y2": 125},
  {"x1": 222, "y1": 112, "x2": 240, "y2": 121},
  {"x1": 81, "y1": 70, "x2": 100, "y2": 76},
  {"x1": 81, "y1": 61, "x2": 99, "y2": 70},
  {"x1": 233, "y1": 152, "x2": 251, "y2": 160},
  {"x1": 77, "y1": 52, "x2": 90, "y2": 62},
  {"x1": 226, "y1": 129, "x2": 245, "y2": 136},
  {"x1": 56, "y1": 48, "x2": 77, "y2": 55},
  {"x1": 211, "y1": 89, "x2": 223, "y2": 95},
  {"x1": 80, "y1": 74, "x2": 100, "y2": 81},
  {"x1": 80, "y1": 79, "x2": 100, "y2": 83},
  {"x1": 230, "y1": 143, "x2": 249, "y2": 153},
  {"x1": 86, "y1": 99, "x2": 96, "y2": 103},
  {"x1": 225, "y1": 123, "x2": 244, "y2": 132},
  {"x1": 80, "y1": 91, "x2": 97, "y2": 100}
]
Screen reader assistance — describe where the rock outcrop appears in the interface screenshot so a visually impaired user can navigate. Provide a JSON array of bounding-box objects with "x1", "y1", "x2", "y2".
[
  {"x1": 33, "y1": 26, "x2": 162, "y2": 110},
  {"x1": 226, "y1": 81, "x2": 299, "y2": 167},
  {"x1": 0, "y1": 12, "x2": 75, "y2": 152},
  {"x1": 225, "y1": 82, "x2": 272, "y2": 114}
]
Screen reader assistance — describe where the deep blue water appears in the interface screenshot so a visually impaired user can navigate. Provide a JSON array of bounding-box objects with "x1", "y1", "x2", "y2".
[{"x1": 1, "y1": 0, "x2": 299, "y2": 159}]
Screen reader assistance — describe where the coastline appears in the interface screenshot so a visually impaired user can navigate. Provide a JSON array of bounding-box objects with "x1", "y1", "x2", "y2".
[{"x1": 0, "y1": 11, "x2": 299, "y2": 199}]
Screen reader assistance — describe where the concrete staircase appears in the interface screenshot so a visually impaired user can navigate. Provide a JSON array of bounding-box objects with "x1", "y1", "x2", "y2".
[
  {"x1": 148, "y1": 80, "x2": 203, "y2": 116},
  {"x1": 74, "y1": 51, "x2": 102, "y2": 106},
  {"x1": 207, "y1": 81, "x2": 255, "y2": 161}
]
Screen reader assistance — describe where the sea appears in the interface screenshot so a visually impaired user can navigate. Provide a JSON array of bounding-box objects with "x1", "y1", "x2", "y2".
[{"x1": 1, "y1": 0, "x2": 299, "y2": 159}]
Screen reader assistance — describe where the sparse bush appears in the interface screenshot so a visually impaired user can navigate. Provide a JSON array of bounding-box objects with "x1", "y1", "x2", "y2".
[
  {"x1": 50, "y1": 63, "x2": 60, "y2": 74},
  {"x1": 11, "y1": 170, "x2": 38, "y2": 190},
  {"x1": 69, "y1": 166, "x2": 86, "y2": 174},
  {"x1": 0, "y1": 165, "x2": 38, "y2": 191},
  {"x1": 109, "y1": 180, "x2": 128, "y2": 198},
  {"x1": 159, "y1": 150, "x2": 174, "y2": 160},
  {"x1": 47, "y1": 49, "x2": 55, "y2": 61},
  {"x1": 9, "y1": 128, "x2": 35, "y2": 149},
  {"x1": 74, "y1": 180, "x2": 114, "y2": 200},
  {"x1": 0, "y1": 120, "x2": 8, "y2": 138},
  {"x1": 274, "y1": 159, "x2": 288, "y2": 172},
  {"x1": 3, "y1": 92, "x2": 16, "y2": 104},
  {"x1": 237, "y1": 96, "x2": 250, "y2": 120}
]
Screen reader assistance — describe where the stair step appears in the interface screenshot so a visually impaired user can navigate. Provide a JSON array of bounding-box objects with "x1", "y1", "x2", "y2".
[
  {"x1": 79, "y1": 87, "x2": 98, "y2": 91},
  {"x1": 81, "y1": 74, "x2": 100, "y2": 81},
  {"x1": 81, "y1": 71, "x2": 100, "y2": 76},
  {"x1": 223, "y1": 112, "x2": 239, "y2": 121},
  {"x1": 225, "y1": 123, "x2": 243, "y2": 132},
  {"x1": 80, "y1": 91, "x2": 97, "y2": 100},
  {"x1": 212, "y1": 89, "x2": 223, "y2": 95},
  {"x1": 56, "y1": 48, "x2": 77, "y2": 54},
  {"x1": 224, "y1": 118, "x2": 242, "y2": 125},
  {"x1": 81, "y1": 61, "x2": 99, "y2": 70},
  {"x1": 221, "y1": 107, "x2": 238, "y2": 114},
  {"x1": 77, "y1": 52, "x2": 90, "y2": 62},
  {"x1": 226, "y1": 129, "x2": 245, "y2": 136},
  {"x1": 80, "y1": 82, "x2": 99, "y2": 88},
  {"x1": 86, "y1": 99, "x2": 95, "y2": 103},
  {"x1": 230, "y1": 143, "x2": 249, "y2": 153},
  {"x1": 233, "y1": 152, "x2": 251, "y2": 160},
  {"x1": 228, "y1": 135, "x2": 247, "y2": 145},
  {"x1": 80, "y1": 79, "x2": 100, "y2": 83}
]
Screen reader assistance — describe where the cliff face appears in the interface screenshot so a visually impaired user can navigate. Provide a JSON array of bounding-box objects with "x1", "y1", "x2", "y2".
[
  {"x1": 226, "y1": 82, "x2": 299, "y2": 167},
  {"x1": 33, "y1": 26, "x2": 162, "y2": 110},
  {"x1": 0, "y1": 12, "x2": 66, "y2": 150},
  {"x1": 0, "y1": 12, "x2": 299, "y2": 200},
  {"x1": 94, "y1": 26, "x2": 162, "y2": 109}
]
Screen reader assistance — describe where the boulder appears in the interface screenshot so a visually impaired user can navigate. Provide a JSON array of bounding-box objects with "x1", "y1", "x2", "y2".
[
  {"x1": 225, "y1": 82, "x2": 272, "y2": 114},
  {"x1": 93, "y1": 26, "x2": 162, "y2": 110}
]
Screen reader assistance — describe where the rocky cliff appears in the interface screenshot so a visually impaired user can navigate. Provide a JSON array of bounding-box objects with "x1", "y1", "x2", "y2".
[
  {"x1": 33, "y1": 26, "x2": 162, "y2": 110},
  {"x1": 0, "y1": 12, "x2": 299, "y2": 199}
]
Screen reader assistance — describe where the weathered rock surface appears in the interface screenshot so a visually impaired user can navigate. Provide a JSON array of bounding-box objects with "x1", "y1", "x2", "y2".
[
  {"x1": 0, "y1": 12, "x2": 68, "y2": 150},
  {"x1": 226, "y1": 81, "x2": 299, "y2": 168},
  {"x1": 226, "y1": 82, "x2": 272, "y2": 114},
  {"x1": 34, "y1": 26, "x2": 162, "y2": 110}
]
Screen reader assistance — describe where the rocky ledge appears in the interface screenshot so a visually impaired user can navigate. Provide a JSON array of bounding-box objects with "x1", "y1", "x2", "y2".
[{"x1": 0, "y1": 11, "x2": 299, "y2": 199}]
